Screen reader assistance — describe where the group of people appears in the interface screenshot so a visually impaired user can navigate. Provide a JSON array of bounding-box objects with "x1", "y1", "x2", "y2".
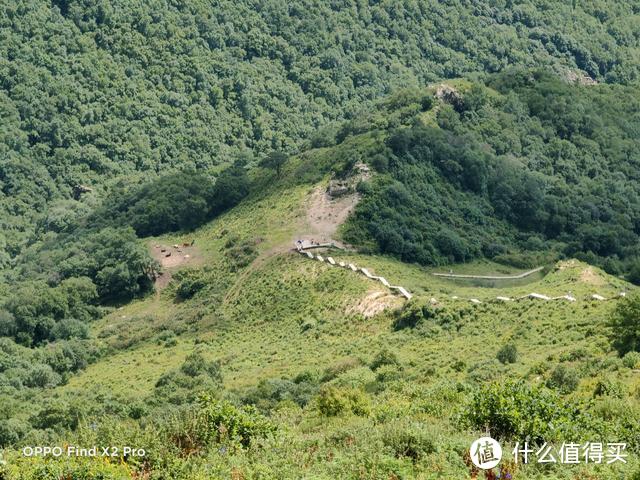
[{"x1": 296, "y1": 239, "x2": 323, "y2": 250}]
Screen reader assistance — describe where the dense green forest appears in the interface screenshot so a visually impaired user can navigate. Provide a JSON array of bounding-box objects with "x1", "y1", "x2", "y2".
[
  {"x1": 343, "y1": 71, "x2": 640, "y2": 274},
  {"x1": 2, "y1": 0, "x2": 640, "y2": 260}
]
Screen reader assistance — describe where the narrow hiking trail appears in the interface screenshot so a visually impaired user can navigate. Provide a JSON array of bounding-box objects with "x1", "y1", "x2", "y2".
[
  {"x1": 432, "y1": 266, "x2": 544, "y2": 280},
  {"x1": 150, "y1": 181, "x2": 631, "y2": 309},
  {"x1": 298, "y1": 185, "x2": 359, "y2": 249}
]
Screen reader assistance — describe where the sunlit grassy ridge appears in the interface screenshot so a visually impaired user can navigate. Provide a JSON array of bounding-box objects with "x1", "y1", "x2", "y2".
[
  {"x1": 69, "y1": 180, "x2": 634, "y2": 393},
  {"x1": 6, "y1": 163, "x2": 640, "y2": 478},
  {"x1": 6, "y1": 80, "x2": 640, "y2": 478}
]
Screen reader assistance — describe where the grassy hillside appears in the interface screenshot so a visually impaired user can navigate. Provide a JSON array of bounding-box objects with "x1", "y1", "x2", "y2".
[
  {"x1": 3, "y1": 4, "x2": 640, "y2": 474},
  {"x1": 3, "y1": 165, "x2": 640, "y2": 478},
  {"x1": 2, "y1": 70, "x2": 640, "y2": 478}
]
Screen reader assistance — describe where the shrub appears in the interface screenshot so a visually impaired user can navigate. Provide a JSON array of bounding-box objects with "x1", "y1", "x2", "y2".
[
  {"x1": 155, "y1": 330, "x2": 177, "y2": 347},
  {"x1": 25, "y1": 364, "x2": 61, "y2": 388},
  {"x1": 180, "y1": 352, "x2": 223, "y2": 384},
  {"x1": 546, "y1": 365, "x2": 580, "y2": 394},
  {"x1": 51, "y1": 318, "x2": 89, "y2": 340},
  {"x1": 0, "y1": 419, "x2": 27, "y2": 447},
  {"x1": 609, "y1": 295, "x2": 640, "y2": 355},
  {"x1": 374, "y1": 364, "x2": 404, "y2": 384},
  {"x1": 466, "y1": 359, "x2": 504, "y2": 383},
  {"x1": 316, "y1": 386, "x2": 370, "y2": 417},
  {"x1": 243, "y1": 377, "x2": 319, "y2": 411},
  {"x1": 0, "y1": 310, "x2": 16, "y2": 337},
  {"x1": 628, "y1": 259, "x2": 640, "y2": 286},
  {"x1": 30, "y1": 400, "x2": 79, "y2": 430},
  {"x1": 195, "y1": 395, "x2": 275, "y2": 448},
  {"x1": 321, "y1": 357, "x2": 362, "y2": 382},
  {"x1": 382, "y1": 420, "x2": 437, "y2": 462},
  {"x1": 452, "y1": 359, "x2": 466, "y2": 372},
  {"x1": 594, "y1": 378, "x2": 627, "y2": 399},
  {"x1": 370, "y1": 348, "x2": 400, "y2": 371},
  {"x1": 224, "y1": 237, "x2": 258, "y2": 271},
  {"x1": 622, "y1": 351, "x2": 640, "y2": 369},
  {"x1": 175, "y1": 270, "x2": 208, "y2": 300},
  {"x1": 460, "y1": 380, "x2": 572, "y2": 442},
  {"x1": 496, "y1": 343, "x2": 518, "y2": 364},
  {"x1": 128, "y1": 402, "x2": 148, "y2": 420},
  {"x1": 393, "y1": 300, "x2": 436, "y2": 330},
  {"x1": 38, "y1": 340, "x2": 93, "y2": 374}
]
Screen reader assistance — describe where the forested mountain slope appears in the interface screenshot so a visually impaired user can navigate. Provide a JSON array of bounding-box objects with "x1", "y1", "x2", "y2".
[
  {"x1": 341, "y1": 71, "x2": 640, "y2": 275},
  {"x1": 2, "y1": 0, "x2": 640, "y2": 258},
  {"x1": 3, "y1": 2, "x2": 640, "y2": 477}
]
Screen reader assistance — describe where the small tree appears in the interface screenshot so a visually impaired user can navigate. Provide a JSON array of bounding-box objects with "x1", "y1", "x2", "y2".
[
  {"x1": 496, "y1": 343, "x2": 518, "y2": 364},
  {"x1": 609, "y1": 295, "x2": 640, "y2": 355},
  {"x1": 260, "y1": 152, "x2": 287, "y2": 178},
  {"x1": 628, "y1": 259, "x2": 640, "y2": 286}
]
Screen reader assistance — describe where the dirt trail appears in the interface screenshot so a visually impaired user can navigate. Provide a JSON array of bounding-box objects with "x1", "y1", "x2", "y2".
[{"x1": 298, "y1": 185, "x2": 359, "y2": 248}]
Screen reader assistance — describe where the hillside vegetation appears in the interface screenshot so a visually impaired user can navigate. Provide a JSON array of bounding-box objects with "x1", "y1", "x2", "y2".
[
  {"x1": 2, "y1": 171, "x2": 639, "y2": 478},
  {"x1": 2, "y1": 71, "x2": 640, "y2": 477},
  {"x1": 2, "y1": 0, "x2": 640, "y2": 258},
  {"x1": 3, "y1": 1, "x2": 640, "y2": 478},
  {"x1": 342, "y1": 71, "x2": 640, "y2": 275}
]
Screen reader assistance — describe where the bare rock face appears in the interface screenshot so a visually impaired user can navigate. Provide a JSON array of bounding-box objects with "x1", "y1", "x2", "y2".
[
  {"x1": 328, "y1": 180, "x2": 350, "y2": 197},
  {"x1": 435, "y1": 84, "x2": 463, "y2": 109},
  {"x1": 327, "y1": 161, "x2": 372, "y2": 198},
  {"x1": 560, "y1": 68, "x2": 598, "y2": 86}
]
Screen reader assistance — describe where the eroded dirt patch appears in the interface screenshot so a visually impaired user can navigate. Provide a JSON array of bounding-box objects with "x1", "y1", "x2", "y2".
[
  {"x1": 580, "y1": 266, "x2": 605, "y2": 286},
  {"x1": 150, "y1": 242, "x2": 201, "y2": 289},
  {"x1": 301, "y1": 185, "x2": 359, "y2": 246},
  {"x1": 348, "y1": 290, "x2": 403, "y2": 318}
]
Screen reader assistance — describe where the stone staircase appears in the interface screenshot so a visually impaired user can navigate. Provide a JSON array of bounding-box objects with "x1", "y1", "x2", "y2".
[
  {"x1": 296, "y1": 244, "x2": 628, "y2": 305},
  {"x1": 296, "y1": 246, "x2": 412, "y2": 300}
]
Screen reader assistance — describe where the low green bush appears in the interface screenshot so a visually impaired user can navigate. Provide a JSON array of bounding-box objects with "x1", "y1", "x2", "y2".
[
  {"x1": 460, "y1": 380, "x2": 576, "y2": 443},
  {"x1": 546, "y1": 365, "x2": 580, "y2": 394},
  {"x1": 623, "y1": 351, "x2": 640, "y2": 369},
  {"x1": 382, "y1": 420, "x2": 437, "y2": 462},
  {"x1": 196, "y1": 395, "x2": 275, "y2": 448},
  {"x1": 370, "y1": 348, "x2": 400, "y2": 371},
  {"x1": 316, "y1": 386, "x2": 370, "y2": 417},
  {"x1": 594, "y1": 378, "x2": 627, "y2": 399}
]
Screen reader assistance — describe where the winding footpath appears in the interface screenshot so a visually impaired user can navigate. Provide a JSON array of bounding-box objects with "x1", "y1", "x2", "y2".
[
  {"x1": 296, "y1": 244, "x2": 412, "y2": 299},
  {"x1": 296, "y1": 242, "x2": 628, "y2": 305}
]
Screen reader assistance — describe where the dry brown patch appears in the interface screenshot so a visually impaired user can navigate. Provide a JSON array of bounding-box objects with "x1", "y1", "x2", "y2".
[
  {"x1": 580, "y1": 266, "x2": 605, "y2": 286},
  {"x1": 301, "y1": 185, "x2": 359, "y2": 246},
  {"x1": 150, "y1": 242, "x2": 202, "y2": 289},
  {"x1": 349, "y1": 290, "x2": 403, "y2": 318}
]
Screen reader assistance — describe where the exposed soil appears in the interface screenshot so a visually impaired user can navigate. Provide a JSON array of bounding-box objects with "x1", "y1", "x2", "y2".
[
  {"x1": 580, "y1": 266, "x2": 605, "y2": 286},
  {"x1": 298, "y1": 185, "x2": 359, "y2": 247},
  {"x1": 348, "y1": 290, "x2": 403, "y2": 318},
  {"x1": 150, "y1": 242, "x2": 201, "y2": 289}
]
